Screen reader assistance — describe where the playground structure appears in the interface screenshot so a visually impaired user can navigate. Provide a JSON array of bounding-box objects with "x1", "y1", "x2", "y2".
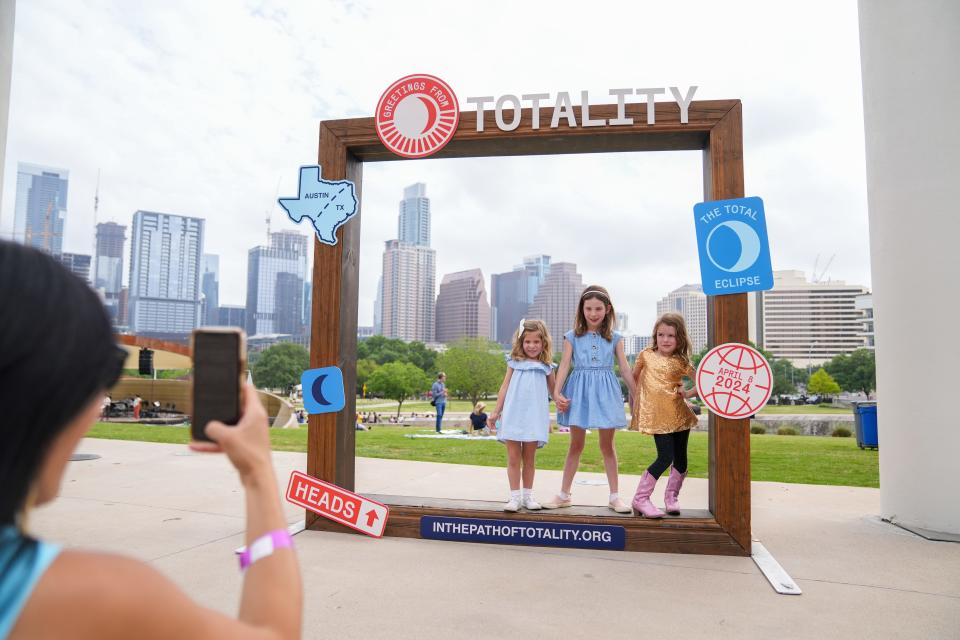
[{"x1": 306, "y1": 98, "x2": 752, "y2": 555}]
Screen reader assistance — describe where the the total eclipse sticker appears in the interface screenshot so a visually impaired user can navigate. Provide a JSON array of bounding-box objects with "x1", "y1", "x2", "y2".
[{"x1": 376, "y1": 74, "x2": 460, "y2": 158}]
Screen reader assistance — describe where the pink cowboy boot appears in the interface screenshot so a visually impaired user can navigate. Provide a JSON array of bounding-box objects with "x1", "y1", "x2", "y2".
[
  {"x1": 631, "y1": 471, "x2": 665, "y2": 519},
  {"x1": 663, "y1": 467, "x2": 687, "y2": 516}
]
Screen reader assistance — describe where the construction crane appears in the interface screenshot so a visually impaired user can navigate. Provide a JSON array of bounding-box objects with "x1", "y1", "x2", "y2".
[{"x1": 811, "y1": 253, "x2": 836, "y2": 283}]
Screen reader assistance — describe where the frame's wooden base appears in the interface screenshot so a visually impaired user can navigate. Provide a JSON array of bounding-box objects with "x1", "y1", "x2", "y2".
[{"x1": 306, "y1": 495, "x2": 750, "y2": 556}]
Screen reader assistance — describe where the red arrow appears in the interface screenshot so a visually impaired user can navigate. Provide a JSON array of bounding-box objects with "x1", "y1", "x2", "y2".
[{"x1": 365, "y1": 509, "x2": 379, "y2": 528}]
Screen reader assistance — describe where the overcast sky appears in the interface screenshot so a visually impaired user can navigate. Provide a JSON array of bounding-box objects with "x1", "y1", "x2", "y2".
[{"x1": 2, "y1": 0, "x2": 870, "y2": 335}]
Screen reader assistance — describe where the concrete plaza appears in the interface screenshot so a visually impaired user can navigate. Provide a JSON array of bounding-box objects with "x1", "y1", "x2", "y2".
[{"x1": 31, "y1": 439, "x2": 960, "y2": 639}]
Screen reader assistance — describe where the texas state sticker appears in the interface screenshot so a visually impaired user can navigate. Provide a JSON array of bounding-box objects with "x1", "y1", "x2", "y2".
[{"x1": 376, "y1": 74, "x2": 460, "y2": 158}]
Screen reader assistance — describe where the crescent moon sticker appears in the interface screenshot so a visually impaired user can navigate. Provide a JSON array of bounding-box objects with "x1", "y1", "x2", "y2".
[
  {"x1": 418, "y1": 96, "x2": 438, "y2": 134},
  {"x1": 311, "y1": 374, "x2": 330, "y2": 406}
]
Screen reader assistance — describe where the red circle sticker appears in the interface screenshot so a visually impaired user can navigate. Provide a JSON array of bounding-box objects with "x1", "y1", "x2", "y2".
[
  {"x1": 696, "y1": 343, "x2": 773, "y2": 419},
  {"x1": 375, "y1": 74, "x2": 460, "y2": 158}
]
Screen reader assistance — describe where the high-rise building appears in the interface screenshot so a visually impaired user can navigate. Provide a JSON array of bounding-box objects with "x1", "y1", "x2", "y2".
[
  {"x1": 398, "y1": 183, "x2": 430, "y2": 246},
  {"x1": 757, "y1": 270, "x2": 870, "y2": 366},
  {"x1": 201, "y1": 254, "x2": 219, "y2": 326},
  {"x1": 656, "y1": 284, "x2": 708, "y2": 354},
  {"x1": 372, "y1": 275, "x2": 383, "y2": 336},
  {"x1": 855, "y1": 293, "x2": 875, "y2": 350},
  {"x1": 380, "y1": 239, "x2": 436, "y2": 342},
  {"x1": 14, "y1": 162, "x2": 69, "y2": 255},
  {"x1": 616, "y1": 313, "x2": 629, "y2": 333},
  {"x1": 245, "y1": 231, "x2": 308, "y2": 336},
  {"x1": 217, "y1": 305, "x2": 246, "y2": 329},
  {"x1": 117, "y1": 287, "x2": 129, "y2": 327},
  {"x1": 58, "y1": 252, "x2": 92, "y2": 283},
  {"x1": 303, "y1": 280, "x2": 313, "y2": 334},
  {"x1": 435, "y1": 269, "x2": 490, "y2": 343},
  {"x1": 490, "y1": 254, "x2": 551, "y2": 345},
  {"x1": 128, "y1": 211, "x2": 204, "y2": 335},
  {"x1": 526, "y1": 262, "x2": 583, "y2": 349},
  {"x1": 94, "y1": 222, "x2": 126, "y2": 324},
  {"x1": 622, "y1": 334, "x2": 652, "y2": 356}
]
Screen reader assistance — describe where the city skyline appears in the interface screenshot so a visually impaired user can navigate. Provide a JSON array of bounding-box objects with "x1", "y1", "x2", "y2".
[{"x1": 1, "y1": 2, "x2": 872, "y2": 336}]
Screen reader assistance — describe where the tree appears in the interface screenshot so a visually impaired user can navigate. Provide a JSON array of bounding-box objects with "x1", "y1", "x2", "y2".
[
  {"x1": 356, "y1": 358, "x2": 379, "y2": 396},
  {"x1": 357, "y1": 335, "x2": 438, "y2": 373},
  {"x1": 825, "y1": 348, "x2": 876, "y2": 394},
  {"x1": 807, "y1": 367, "x2": 841, "y2": 398},
  {"x1": 365, "y1": 362, "x2": 430, "y2": 417},
  {"x1": 251, "y1": 343, "x2": 309, "y2": 391},
  {"x1": 437, "y1": 338, "x2": 507, "y2": 408}
]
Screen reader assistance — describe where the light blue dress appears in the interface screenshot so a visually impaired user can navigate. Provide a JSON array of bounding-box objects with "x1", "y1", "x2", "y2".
[
  {"x1": 497, "y1": 358, "x2": 554, "y2": 447},
  {"x1": 0, "y1": 526, "x2": 61, "y2": 639},
  {"x1": 557, "y1": 330, "x2": 627, "y2": 429}
]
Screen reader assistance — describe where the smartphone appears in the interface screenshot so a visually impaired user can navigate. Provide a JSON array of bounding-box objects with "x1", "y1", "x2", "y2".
[{"x1": 191, "y1": 328, "x2": 246, "y2": 441}]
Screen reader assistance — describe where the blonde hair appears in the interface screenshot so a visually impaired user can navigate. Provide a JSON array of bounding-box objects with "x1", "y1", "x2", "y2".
[
  {"x1": 573, "y1": 285, "x2": 616, "y2": 341},
  {"x1": 510, "y1": 319, "x2": 553, "y2": 365},
  {"x1": 473, "y1": 402, "x2": 486, "y2": 415},
  {"x1": 651, "y1": 313, "x2": 692, "y2": 364}
]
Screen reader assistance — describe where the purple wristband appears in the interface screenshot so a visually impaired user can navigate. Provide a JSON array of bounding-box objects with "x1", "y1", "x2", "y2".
[{"x1": 238, "y1": 529, "x2": 293, "y2": 571}]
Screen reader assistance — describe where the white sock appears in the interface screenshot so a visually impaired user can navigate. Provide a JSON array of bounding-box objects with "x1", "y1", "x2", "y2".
[
  {"x1": 510, "y1": 490, "x2": 521, "y2": 500},
  {"x1": 523, "y1": 488, "x2": 534, "y2": 500},
  {"x1": 609, "y1": 492, "x2": 620, "y2": 502},
  {"x1": 559, "y1": 490, "x2": 571, "y2": 500}
]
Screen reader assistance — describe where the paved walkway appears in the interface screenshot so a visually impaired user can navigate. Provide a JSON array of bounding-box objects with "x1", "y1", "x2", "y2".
[{"x1": 30, "y1": 439, "x2": 960, "y2": 639}]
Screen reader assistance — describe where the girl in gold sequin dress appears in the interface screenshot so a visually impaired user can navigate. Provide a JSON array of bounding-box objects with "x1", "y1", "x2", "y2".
[{"x1": 630, "y1": 313, "x2": 699, "y2": 518}]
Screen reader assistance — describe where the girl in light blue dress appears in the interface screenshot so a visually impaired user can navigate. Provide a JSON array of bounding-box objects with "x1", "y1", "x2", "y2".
[
  {"x1": 488, "y1": 319, "x2": 557, "y2": 512},
  {"x1": 544, "y1": 285, "x2": 637, "y2": 513}
]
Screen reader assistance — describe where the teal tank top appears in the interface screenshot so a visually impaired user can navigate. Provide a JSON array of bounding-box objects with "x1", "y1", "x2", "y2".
[{"x1": 0, "y1": 526, "x2": 61, "y2": 639}]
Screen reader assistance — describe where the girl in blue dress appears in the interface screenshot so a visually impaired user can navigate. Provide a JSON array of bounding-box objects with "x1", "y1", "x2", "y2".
[
  {"x1": 488, "y1": 319, "x2": 557, "y2": 512},
  {"x1": 544, "y1": 286, "x2": 637, "y2": 513}
]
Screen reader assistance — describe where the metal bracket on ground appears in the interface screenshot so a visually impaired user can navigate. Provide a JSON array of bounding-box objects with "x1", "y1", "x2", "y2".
[{"x1": 752, "y1": 540, "x2": 802, "y2": 595}]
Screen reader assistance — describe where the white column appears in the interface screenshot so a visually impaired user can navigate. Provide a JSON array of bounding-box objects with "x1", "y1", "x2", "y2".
[
  {"x1": 859, "y1": 0, "x2": 960, "y2": 536},
  {"x1": 0, "y1": 0, "x2": 15, "y2": 223}
]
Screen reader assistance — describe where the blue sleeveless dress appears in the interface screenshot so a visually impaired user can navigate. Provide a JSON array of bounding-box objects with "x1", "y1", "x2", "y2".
[
  {"x1": 0, "y1": 526, "x2": 60, "y2": 639},
  {"x1": 557, "y1": 330, "x2": 627, "y2": 429},
  {"x1": 497, "y1": 358, "x2": 554, "y2": 447}
]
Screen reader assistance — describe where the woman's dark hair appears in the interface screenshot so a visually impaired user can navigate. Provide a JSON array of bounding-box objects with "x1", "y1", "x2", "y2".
[{"x1": 0, "y1": 241, "x2": 124, "y2": 524}]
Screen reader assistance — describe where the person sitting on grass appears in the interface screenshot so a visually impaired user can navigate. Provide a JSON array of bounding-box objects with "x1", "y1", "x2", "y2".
[
  {"x1": 0, "y1": 241, "x2": 302, "y2": 640},
  {"x1": 469, "y1": 402, "x2": 489, "y2": 435}
]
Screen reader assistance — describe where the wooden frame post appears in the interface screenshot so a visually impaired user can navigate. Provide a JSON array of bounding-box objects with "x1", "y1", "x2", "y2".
[{"x1": 307, "y1": 99, "x2": 751, "y2": 555}]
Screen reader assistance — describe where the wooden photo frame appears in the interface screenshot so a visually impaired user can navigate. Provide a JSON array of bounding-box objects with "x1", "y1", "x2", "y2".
[{"x1": 306, "y1": 99, "x2": 750, "y2": 556}]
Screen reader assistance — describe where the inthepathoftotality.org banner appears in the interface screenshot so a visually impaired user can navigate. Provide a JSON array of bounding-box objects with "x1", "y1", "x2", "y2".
[{"x1": 421, "y1": 516, "x2": 626, "y2": 550}]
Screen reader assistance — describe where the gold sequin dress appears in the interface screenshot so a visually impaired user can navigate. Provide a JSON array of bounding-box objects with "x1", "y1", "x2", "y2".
[{"x1": 629, "y1": 349, "x2": 698, "y2": 435}]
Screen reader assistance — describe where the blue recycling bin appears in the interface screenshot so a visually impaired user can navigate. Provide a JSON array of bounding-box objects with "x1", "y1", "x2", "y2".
[{"x1": 853, "y1": 402, "x2": 878, "y2": 450}]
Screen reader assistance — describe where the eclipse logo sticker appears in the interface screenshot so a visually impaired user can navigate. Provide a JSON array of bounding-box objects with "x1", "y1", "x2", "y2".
[{"x1": 376, "y1": 74, "x2": 460, "y2": 158}]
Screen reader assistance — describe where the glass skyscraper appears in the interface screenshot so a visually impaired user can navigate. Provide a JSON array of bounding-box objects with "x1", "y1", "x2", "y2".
[
  {"x1": 128, "y1": 211, "x2": 204, "y2": 335},
  {"x1": 398, "y1": 183, "x2": 430, "y2": 247},
  {"x1": 245, "y1": 231, "x2": 308, "y2": 336},
  {"x1": 14, "y1": 162, "x2": 69, "y2": 255},
  {"x1": 95, "y1": 222, "x2": 126, "y2": 324}
]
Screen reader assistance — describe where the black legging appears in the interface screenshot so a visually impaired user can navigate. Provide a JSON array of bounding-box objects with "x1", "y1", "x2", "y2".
[{"x1": 647, "y1": 430, "x2": 691, "y2": 478}]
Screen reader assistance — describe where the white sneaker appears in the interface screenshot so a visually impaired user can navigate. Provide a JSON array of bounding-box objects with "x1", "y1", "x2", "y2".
[
  {"x1": 503, "y1": 497, "x2": 520, "y2": 512},
  {"x1": 522, "y1": 496, "x2": 542, "y2": 510}
]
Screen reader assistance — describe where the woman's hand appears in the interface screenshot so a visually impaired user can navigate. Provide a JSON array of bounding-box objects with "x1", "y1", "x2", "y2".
[
  {"x1": 487, "y1": 411, "x2": 500, "y2": 428},
  {"x1": 555, "y1": 393, "x2": 570, "y2": 412},
  {"x1": 190, "y1": 383, "x2": 273, "y2": 483}
]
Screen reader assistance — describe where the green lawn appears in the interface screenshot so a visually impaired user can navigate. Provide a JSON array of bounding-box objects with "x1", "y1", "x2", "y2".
[
  {"x1": 87, "y1": 422, "x2": 878, "y2": 487},
  {"x1": 356, "y1": 398, "x2": 850, "y2": 415}
]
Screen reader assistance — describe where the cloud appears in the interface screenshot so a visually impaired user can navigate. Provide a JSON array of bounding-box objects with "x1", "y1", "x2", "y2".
[{"x1": 2, "y1": 0, "x2": 871, "y2": 333}]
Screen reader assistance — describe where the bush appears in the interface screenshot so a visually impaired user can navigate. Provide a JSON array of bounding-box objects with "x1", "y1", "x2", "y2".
[
  {"x1": 750, "y1": 425, "x2": 767, "y2": 435},
  {"x1": 777, "y1": 426, "x2": 799, "y2": 436},
  {"x1": 831, "y1": 427, "x2": 852, "y2": 438}
]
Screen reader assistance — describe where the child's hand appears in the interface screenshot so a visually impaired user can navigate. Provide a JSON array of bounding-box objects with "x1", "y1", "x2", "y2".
[
  {"x1": 555, "y1": 394, "x2": 570, "y2": 412},
  {"x1": 487, "y1": 412, "x2": 499, "y2": 428}
]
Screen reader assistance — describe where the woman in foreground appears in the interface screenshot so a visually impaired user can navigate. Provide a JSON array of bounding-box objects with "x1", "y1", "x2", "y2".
[{"x1": 0, "y1": 240, "x2": 302, "y2": 640}]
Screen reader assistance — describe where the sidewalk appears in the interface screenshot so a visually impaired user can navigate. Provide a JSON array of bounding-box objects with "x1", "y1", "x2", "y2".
[{"x1": 30, "y1": 439, "x2": 960, "y2": 639}]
